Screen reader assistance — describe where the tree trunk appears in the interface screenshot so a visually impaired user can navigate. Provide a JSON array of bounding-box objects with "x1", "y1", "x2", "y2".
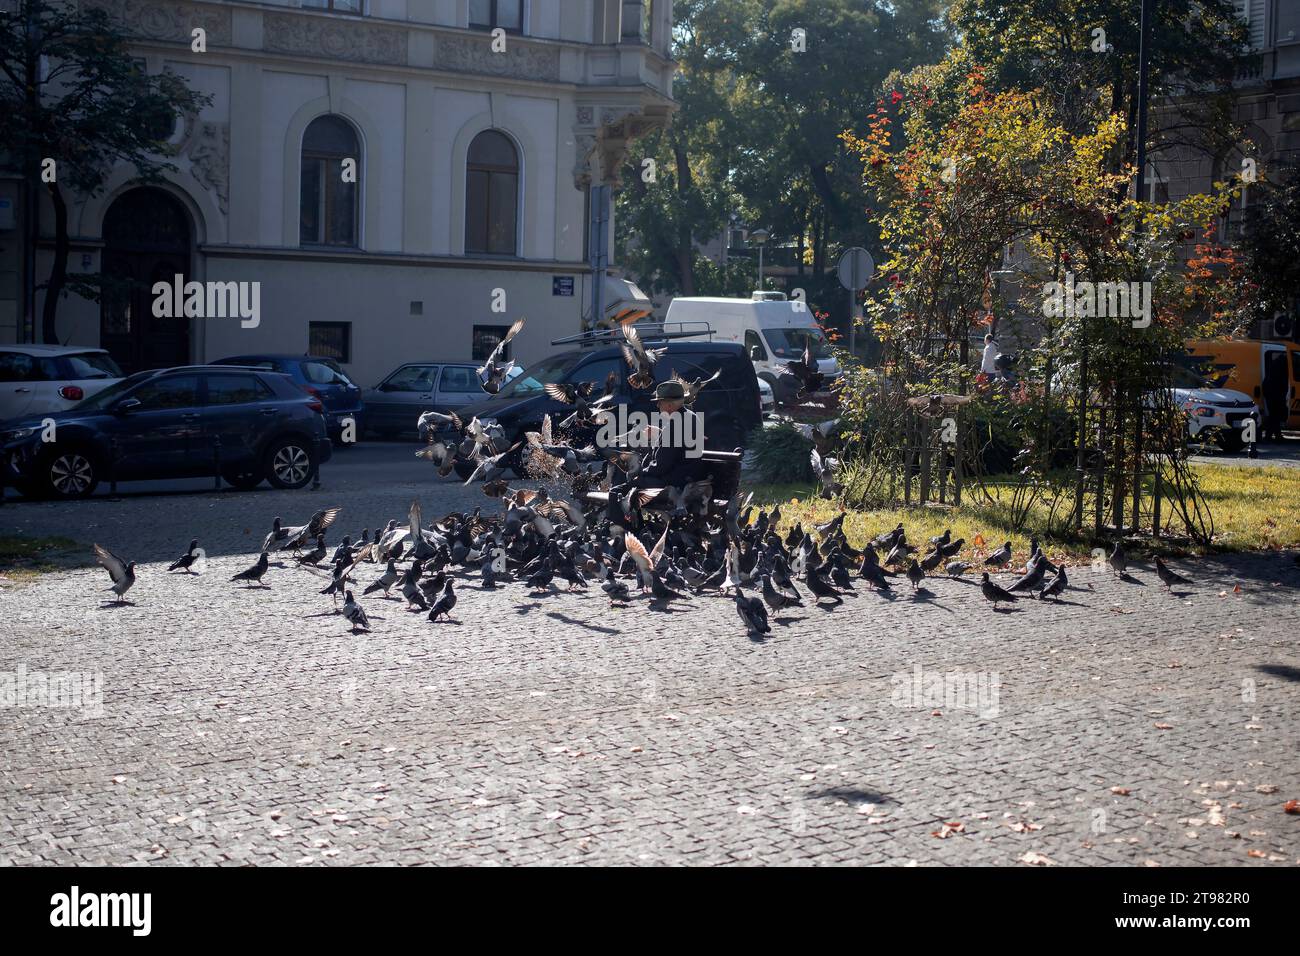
[
  {"x1": 673, "y1": 139, "x2": 696, "y2": 296},
  {"x1": 41, "y1": 181, "x2": 70, "y2": 345}
]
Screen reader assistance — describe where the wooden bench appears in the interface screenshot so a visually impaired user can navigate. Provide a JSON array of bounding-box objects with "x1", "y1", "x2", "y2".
[{"x1": 583, "y1": 449, "x2": 743, "y2": 512}]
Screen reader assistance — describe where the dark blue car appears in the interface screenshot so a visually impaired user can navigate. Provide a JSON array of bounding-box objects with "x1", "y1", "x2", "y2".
[
  {"x1": 211, "y1": 354, "x2": 363, "y2": 441},
  {"x1": 0, "y1": 365, "x2": 332, "y2": 499}
]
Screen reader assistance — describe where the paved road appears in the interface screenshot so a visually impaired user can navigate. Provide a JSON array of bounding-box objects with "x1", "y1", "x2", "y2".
[{"x1": 2, "y1": 457, "x2": 1298, "y2": 865}]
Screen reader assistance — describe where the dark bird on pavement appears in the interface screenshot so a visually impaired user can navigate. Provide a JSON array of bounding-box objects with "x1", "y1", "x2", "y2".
[
  {"x1": 829, "y1": 558, "x2": 855, "y2": 591},
  {"x1": 363, "y1": 560, "x2": 399, "y2": 598},
  {"x1": 1008, "y1": 561, "x2": 1047, "y2": 593},
  {"x1": 1038, "y1": 565, "x2": 1068, "y2": 601},
  {"x1": 920, "y1": 549, "x2": 945, "y2": 573},
  {"x1": 168, "y1": 538, "x2": 201, "y2": 573},
  {"x1": 1154, "y1": 557, "x2": 1191, "y2": 590},
  {"x1": 231, "y1": 551, "x2": 270, "y2": 588},
  {"x1": 761, "y1": 573, "x2": 802, "y2": 611},
  {"x1": 296, "y1": 534, "x2": 327, "y2": 566},
  {"x1": 734, "y1": 588, "x2": 771, "y2": 636},
  {"x1": 93, "y1": 544, "x2": 136, "y2": 604},
  {"x1": 650, "y1": 570, "x2": 690, "y2": 603},
  {"x1": 427, "y1": 580, "x2": 457, "y2": 623},
  {"x1": 805, "y1": 566, "x2": 843, "y2": 604},
  {"x1": 320, "y1": 557, "x2": 355, "y2": 604},
  {"x1": 526, "y1": 565, "x2": 555, "y2": 592},
  {"x1": 601, "y1": 576, "x2": 631, "y2": 604},
  {"x1": 984, "y1": 541, "x2": 1013, "y2": 567},
  {"x1": 906, "y1": 559, "x2": 926, "y2": 591},
  {"x1": 342, "y1": 590, "x2": 371, "y2": 633},
  {"x1": 1108, "y1": 542, "x2": 1127, "y2": 577},
  {"x1": 400, "y1": 560, "x2": 428, "y2": 611},
  {"x1": 981, "y1": 572, "x2": 1017, "y2": 610}
]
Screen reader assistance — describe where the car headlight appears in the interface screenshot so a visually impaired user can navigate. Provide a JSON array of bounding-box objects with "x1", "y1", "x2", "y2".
[{"x1": 0, "y1": 427, "x2": 36, "y2": 442}]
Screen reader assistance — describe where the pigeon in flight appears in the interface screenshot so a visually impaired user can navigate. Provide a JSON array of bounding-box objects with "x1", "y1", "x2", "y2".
[
  {"x1": 93, "y1": 544, "x2": 135, "y2": 604},
  {"x1": 477, "y1": 316, "x2": 526, "y2": 393}
]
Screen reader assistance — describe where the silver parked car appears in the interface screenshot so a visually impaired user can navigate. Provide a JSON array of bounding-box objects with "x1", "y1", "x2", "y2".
[
  {"x1": 362, "y1": 362, "x2": 520, "y2": 438},
  {"x1": 0, "y1": 345, "x2": 123, "y2": 424}
]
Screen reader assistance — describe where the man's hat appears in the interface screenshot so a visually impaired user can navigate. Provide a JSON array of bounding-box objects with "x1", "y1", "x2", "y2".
[{"x1": 654, "y1": 380, "x2": 686, "y2": 401}]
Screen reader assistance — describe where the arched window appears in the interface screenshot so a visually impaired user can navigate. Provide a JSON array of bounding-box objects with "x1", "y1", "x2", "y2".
[
  {"x1": 465, "y1": 130, "x2": 519, "y2": 256},
  {"x1": 300, "y1": 115, "x2": 359, "y2": 246}
]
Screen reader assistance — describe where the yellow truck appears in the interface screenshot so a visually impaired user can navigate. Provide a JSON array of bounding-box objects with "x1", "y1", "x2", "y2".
[{"x1": 1185, "y1": 339, "x2": 1300, "y2": 430}]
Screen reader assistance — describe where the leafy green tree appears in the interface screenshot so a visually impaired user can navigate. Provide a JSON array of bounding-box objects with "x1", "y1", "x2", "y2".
[
  {"x1": 948, "y1": 0, "x2": 1250, "y2": 174},
  {"x1": 616, "y1": 0, "x2": 949, "y2": 317},
  {"x1": 0, "y1": 0, "x2": 207, "y2": 342}
]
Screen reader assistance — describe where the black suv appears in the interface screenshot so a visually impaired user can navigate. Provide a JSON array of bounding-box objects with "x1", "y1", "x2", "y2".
[
  {"x1": 1, "y1": 365, "x2": 332, "y2": 498},
  {"x1": 438, "y1": 341, "x2": 762, "y2": 478}
]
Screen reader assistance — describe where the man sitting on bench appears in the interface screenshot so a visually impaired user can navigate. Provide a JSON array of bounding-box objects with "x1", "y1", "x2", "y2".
[{"x1": 607, "y1": 380, "x2": 708, "y2": 532}]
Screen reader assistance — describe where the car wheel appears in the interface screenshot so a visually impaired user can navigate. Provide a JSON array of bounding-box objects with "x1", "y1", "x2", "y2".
[
  {"x1": 1216, "y1": 430, "x2": 1245, "y2": 453},
  {"x1": 43, "y1": 447, "x2": 100, "y2": 499},
  {"x1": 222, "y1": 468, "x2": 263, "y2": 491},
  {"x1": 264, "y1": 437, "x2": 316, "y2": 489}
]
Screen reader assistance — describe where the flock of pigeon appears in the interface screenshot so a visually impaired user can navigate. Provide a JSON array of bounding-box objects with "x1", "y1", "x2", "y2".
[
  {"x1": 85, "y1": 313, "x2": 1197, "y2": 636},
  {"x1": 90, "y1": 497, "x2": 1195, "y2": 640}
]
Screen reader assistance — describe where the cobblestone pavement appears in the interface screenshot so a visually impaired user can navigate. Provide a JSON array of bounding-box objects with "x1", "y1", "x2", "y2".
[{"x1": 2, "y1": 473, "x2": 1299, "y2": 866}]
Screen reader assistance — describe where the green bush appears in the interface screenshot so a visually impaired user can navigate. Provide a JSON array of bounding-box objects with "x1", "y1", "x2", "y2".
[{"x1": 746, "y1": 422, "x2": 815, "y2": 484}]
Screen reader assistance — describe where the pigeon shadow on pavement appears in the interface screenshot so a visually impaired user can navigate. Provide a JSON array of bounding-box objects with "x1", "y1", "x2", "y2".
[
  {"x1": 648, "y1": 599, "x2": 689, "y2": 613},
  {"x1": 908, "y1": 588, "x2": 954, "y2": 613},
  {"x1": 545, "y1": 611, "x2": 619, "y2": 635},
  {"x1": 772, "y1": 616, "x2": 803, "y2": 627},
  {"x1": 97, "y1": 600, "x2": 135, "y2": 609},
  {"x1": 1118, "y1": 572, "x2": 1145, "y2": 585},
  {"x1": 1038, "y1": 596, "x2": 1090, "y2": 608},
  {"x1": 1255, "y1": 664, "x2": 1300, "y2": 683},
  {"x1": 808, "y1": 786, "x2": 898, "y2": 807}
]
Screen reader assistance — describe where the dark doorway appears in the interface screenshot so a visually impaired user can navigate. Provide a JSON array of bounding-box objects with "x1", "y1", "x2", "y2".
[{"x1": 101, "y1": 188, "x2": 192, "y2": 373}]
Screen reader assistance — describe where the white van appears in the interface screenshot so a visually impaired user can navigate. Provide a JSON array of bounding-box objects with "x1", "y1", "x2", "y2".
[{"x1": 665, "y1": 292, "x2": 840, "y2": 403}]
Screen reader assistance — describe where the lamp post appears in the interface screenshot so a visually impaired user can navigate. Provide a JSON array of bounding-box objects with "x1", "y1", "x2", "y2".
[{"x1": 751, "y1": 228, "x2": 769, "y2": 291}]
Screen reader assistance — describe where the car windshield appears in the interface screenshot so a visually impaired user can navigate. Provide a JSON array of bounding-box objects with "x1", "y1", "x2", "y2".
[
  {"x1": 303, "y1": 359, "x2": 354, "y2": 387},
  {"x1": 1173, "y1": 356, "x2": 1231, "y2": 389},
  {"x1": 763, "y1": 327, "x2": 830, "y2": 360},
  {"x1": 494, "y1": 354, "x2": 581, "y2": 398},
  {"x1": 73, "y1": 371, "x2": 155, "y2": 411},
  {"x1": 66, "y1": 352, "x2": 122, "y2": 379}
]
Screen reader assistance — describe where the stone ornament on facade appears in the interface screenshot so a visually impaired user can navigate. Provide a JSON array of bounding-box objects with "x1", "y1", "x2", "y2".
[
  {"x1": 263, "y1": 12, "x2": 407, "y2": 66},
  {"x1": 187, "y1": 121, "x2": 230, "y2": 216},
  {"x1": 83, "y1": 0, "x2": 232, "y2": 46},
  {"x1": 434, "y1": 34, "x2": 561, "y2": 82}
]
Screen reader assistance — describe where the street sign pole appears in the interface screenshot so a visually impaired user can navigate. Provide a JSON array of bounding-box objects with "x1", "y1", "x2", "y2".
[{"x1": 837, "y1": 247, "x2": 875, "y2": 359}]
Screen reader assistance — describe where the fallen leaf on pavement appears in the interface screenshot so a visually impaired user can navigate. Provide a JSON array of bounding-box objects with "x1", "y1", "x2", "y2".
[{"x1": 1019, "y1": 851, "x2": 1055, "y2": 866}]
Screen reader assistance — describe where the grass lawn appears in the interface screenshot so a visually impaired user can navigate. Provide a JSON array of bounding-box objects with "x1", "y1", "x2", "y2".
[
  {"x1": 0, "y1": 534, "x2": 81, "y2": 581},
  {"x1": 743, "y1": 462, "x2": 1300, "y2": 565}
]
